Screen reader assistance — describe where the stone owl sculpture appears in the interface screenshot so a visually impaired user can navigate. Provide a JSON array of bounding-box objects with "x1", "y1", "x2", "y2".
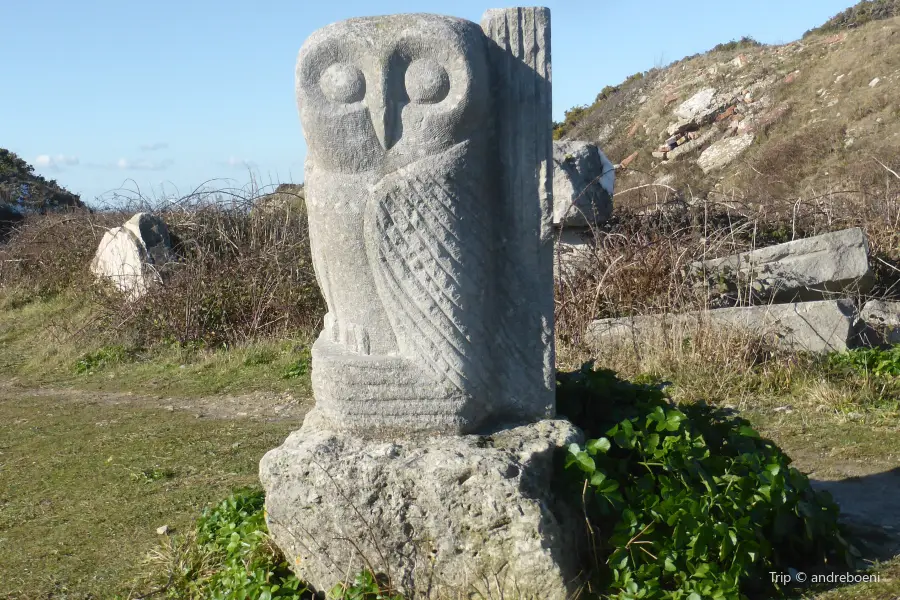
[{"x1": 296, "y1": 9, "x2": 555, "y2": 434}]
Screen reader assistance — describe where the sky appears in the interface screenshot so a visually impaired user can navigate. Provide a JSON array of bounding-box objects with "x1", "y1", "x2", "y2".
[{"x1": 2, "y1": 0, "x2": 857, "y2": 206}]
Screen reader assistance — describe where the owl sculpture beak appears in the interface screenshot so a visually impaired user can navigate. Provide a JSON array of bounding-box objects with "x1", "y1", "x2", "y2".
[
  {"x1": 366, "y1": 90, "x2": 401, "y2": 151},
  {"x1": 369, "y1": 104, "x2": 400, "y2": 151}
]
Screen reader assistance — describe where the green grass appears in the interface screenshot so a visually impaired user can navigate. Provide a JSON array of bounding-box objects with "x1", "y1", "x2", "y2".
[
  {"x1": 0, "y1": 389, "x2": 297, "y2": 599},
  {"x1": 0, "y1": 293, "x2": 314, "y2": 398}
]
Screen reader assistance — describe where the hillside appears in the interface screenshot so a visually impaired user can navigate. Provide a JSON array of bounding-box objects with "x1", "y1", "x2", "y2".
[
  {"x1": 556, "y1": 9, "x2": 900, "y2": 215},
  {"x1": 0, "y1": 148, "x2": 83, "y2": 218}
]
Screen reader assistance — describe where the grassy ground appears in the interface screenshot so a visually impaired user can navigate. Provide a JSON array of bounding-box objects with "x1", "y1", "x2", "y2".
[
  {"x1": 1, "y1": 296, "x2": 898, "y2": 598},
  {"x1": 0, "y1": 294, "x2": 314, "y2": 399},
  {"x1": 0, "y1": 389, "x2": 302, "y2": 599}
]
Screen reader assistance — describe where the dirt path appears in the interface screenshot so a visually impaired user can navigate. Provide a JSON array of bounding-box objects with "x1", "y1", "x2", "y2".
[
  {"x1": 0, "y1": 380, "x2": 312, "y2": 422},
  {"x1": 783, "y1": 448, "x2": 900, "y2": 560}
]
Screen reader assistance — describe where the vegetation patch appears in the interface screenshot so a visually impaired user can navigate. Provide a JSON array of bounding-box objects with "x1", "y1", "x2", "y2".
[{"x1": 558, "y1": 364, "x2": 860, "y2": 599}]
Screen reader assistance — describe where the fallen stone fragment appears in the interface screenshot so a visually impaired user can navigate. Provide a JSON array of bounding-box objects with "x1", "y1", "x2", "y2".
[
  {"x1": 697, "y1": 133, "x2": 755, "y2": 173},
  {"x1": 690, "y1": 228, "x2": 873, "y2": 302},
  {"x1": 620, "y1": 150, "x2": 639, "y2": 168},
  {"x1": 675, "y1": 88, "x2": 717, "y2": 120},
  {"x1": 585, "y1": 300, "x2": 859, "y2": 354},
  {"x1": 859, "y1": 300, "x2": 900, "y2": 345}
]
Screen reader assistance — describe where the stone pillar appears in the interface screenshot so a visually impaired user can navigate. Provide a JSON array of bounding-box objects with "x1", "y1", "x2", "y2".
[{"x1": 260, "y1": 8, "x2": 584, "y2": 598}]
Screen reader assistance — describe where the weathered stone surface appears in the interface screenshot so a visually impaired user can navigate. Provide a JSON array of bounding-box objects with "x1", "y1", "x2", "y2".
[
  {"x1": 860, "y1": 300, "x2": 900, "y2": 345},
  {"x1": 690, "y1": 228, "x2": 873, "y2": 302},
  {"x1": 554, "y1": 227, "x2": 595, "y2": 277},
  {"x1": 295, "y1": 9, "x2": 555, "y2": 434},
  {"x1": 90, "y1": 213, "x2": 174, "y2": 299},
  {"x1": 253, "y1": 183, "x2": 305, "y2": 215},
  {"x1": 674, "y1": 88, "x2": 717, "y2": 121},
  {"x1": 586, "y1": 300, "x2": 858, "y2": 354},
  {"x1": 666, "y1": 127, "x2": 719, "y2": 160},
  {"x1": 697, "y1": 133, "x2": 755, "y2": 173},
  {"x1": 260, "y1": 413, "x2": 585, "y2": 599},
  {"x1": 552, "y1": 140, "x2": 614, "y2": 226}
]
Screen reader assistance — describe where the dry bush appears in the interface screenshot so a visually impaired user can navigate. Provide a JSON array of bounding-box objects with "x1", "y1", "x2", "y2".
[
  {"x1": 0, "y1": 207, "x2": 119, "y2": 298},
  {"x1": 0, "y1": 181, "x2": 325, "y2": 349}
]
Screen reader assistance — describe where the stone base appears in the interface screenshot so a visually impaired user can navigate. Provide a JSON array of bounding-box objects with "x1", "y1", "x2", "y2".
[{"x1": 259, "y1": 412, "x2": 586, "y2": 599}]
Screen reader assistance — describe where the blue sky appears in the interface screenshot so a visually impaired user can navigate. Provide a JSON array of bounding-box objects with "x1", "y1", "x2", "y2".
[{"x1": 2, "y1": 0, "x2": 855, "y2": 206}]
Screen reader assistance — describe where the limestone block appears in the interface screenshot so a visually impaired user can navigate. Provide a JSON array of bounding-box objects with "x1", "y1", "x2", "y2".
[
  {"x1": 552, "y1": 140, "x2": 614, "y2": 227},
  {"x1": 690, "y1": 228, "x2": 873, "y2": 302},
  {"x1": 90, "y1": 213, "x2": 174, "y2": 299},
  {"x1": 697, "y1": 133, "x2": 755, "y2": 173},
  {"x1": 586, "y1": 300, "x2": 859, "y2": 354},
  {"x1": 259, "y1": 414, "x2": 586, "y2": 599}
]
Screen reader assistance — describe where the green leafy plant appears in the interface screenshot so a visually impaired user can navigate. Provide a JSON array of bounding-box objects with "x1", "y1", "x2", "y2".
[
  {"x1": 328, "y1": 570, "x2": 404, "y2": 600},
  {"x1": 130, "y1": 466, "x2": 175, "y2": 484},
  {"x1": 180, "y1": 487, "x2": 309, "y2": 599},
  {"x1": 828, "y1": 344, "x2": 900, "y2": 378},
  {"x1": 558, "y1": 363, "x2": 859, "y2": 599},
  {"x1": 282, "y1": 347, "x2": 312, "y2": 380},
  {"x1": 74, "y1": 345, "x2": 135, "y2": 374}
]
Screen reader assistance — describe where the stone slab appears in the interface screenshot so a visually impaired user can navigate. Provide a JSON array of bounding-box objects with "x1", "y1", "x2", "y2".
[
  {"x1": 690, "y1": 228, "x2": 873, "y2": 303},
  {"x1": 586, "y1": 300, "x2": 859, "y2": 354}
]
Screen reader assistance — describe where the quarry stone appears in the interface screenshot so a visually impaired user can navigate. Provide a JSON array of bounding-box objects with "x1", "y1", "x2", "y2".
[
  {"x1": 260, "y1": 413, "x2": 585, "y2": 599},
  {"x1": 674, "y1": 87, "x2": 718, "y2": 121},
  {"x1": 586, "y1": 300, "x2": 859, "y2": 354},
  {"x1": 90, "y1": 213, "x2": 174, "y2": 299},
  {"x1": 552, "y1": 140, "x2": 614, "y2": 226},
  {"x1": 860, "y1": 300, "x2": 900, "y2": 345},
  {"x1": 690, "y1": 228, "x2": 873, "y2": 302},
  {"x1": 697, "y1": 133, "x2": 755, "y2": 173}
]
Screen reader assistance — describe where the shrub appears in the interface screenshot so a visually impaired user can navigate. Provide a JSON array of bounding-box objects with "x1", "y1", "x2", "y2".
[
  {"x1": 805, "y1": 0, "x2": 900, "y2": 37},
  {"x1": 710, "y1": 37, "x2": 762, "y2": 53},
  {"x1": 828, "y1": 344, "x2": 900, "y2": 378},
  {"x1": 156, "y1": 487, "x2": 308, "y2": 599},
  {"x1": 149, "y1": 487, "x2": 406, "y2": 600},
  {"x1": 557, "y1": 363, "x2": 859, "y2": 599}
]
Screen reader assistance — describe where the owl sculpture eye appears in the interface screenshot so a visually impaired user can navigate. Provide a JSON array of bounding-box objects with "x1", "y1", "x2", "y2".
[
  {"x1": 320, "y1": 63, "x2": 366, "y2": 104},
  {"x1": 405, "y1": 59, "x2": 450, "y2": 104}
]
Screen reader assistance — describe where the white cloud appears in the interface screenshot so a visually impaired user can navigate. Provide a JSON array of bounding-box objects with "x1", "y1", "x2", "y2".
[
  {"x1": 224, "y1": 156, "x2": 257, "y2": 170},
  {"x1": 34, "y1": 154, "x2": 80, "y2": 169},
  {"x1": 115, "y1": 157, "x2": 174, "y2": 171},
  {"x1": 140, "y1": 142, "x2": 169, "y2": 151}
]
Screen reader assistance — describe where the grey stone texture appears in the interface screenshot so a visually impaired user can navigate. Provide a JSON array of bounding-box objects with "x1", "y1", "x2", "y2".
[
  {"x1": 586, "y1": 300, "x2": 859, "y2": 354},
  {"x1": 552, "y1": 140, "x2": 614, "y2": 227},
  {"x1": 697, "y1": 133, "x2": 755, "y2": 173},
  {"x1": 259, "y1": 412, "x2": 585, "y2": 600},
  {"x1": 860, "y1": 300, "x2": 900, "y2": 345},
  {"x1": 90, "y1": 213, "x2": 174, "y2": 299},
  {"x1": 295, "y1": 8, "x2": 555, "y2": 435},
  {"x1": 690, "y1": 228, "x2": 873, "y2": 303}
]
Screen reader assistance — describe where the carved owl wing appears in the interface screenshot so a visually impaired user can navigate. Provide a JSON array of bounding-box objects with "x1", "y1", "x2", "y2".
[{"x1": 363, "y1": 143, "x2": 492, "y2": 397}]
